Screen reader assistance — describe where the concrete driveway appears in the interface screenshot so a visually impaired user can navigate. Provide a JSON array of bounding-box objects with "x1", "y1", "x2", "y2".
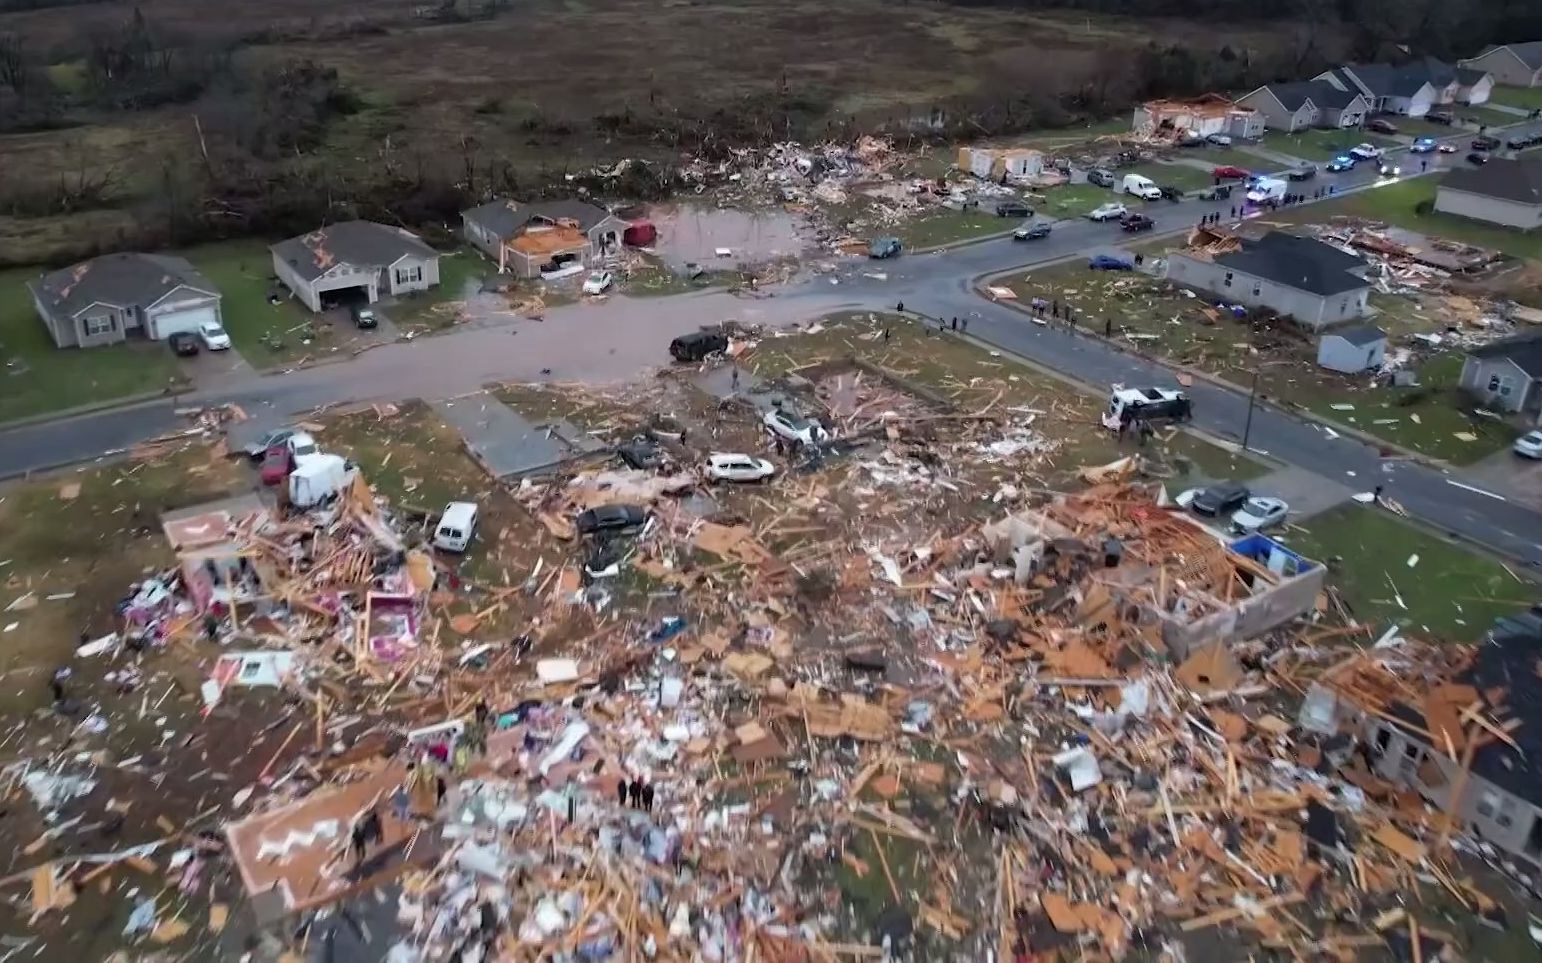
[
  {"x1": 1246, "y1": 464, "x2": 1359, "y2": 522},
  {"x1": 177, "y1": 343, "x2": 259, "y2": 389}
]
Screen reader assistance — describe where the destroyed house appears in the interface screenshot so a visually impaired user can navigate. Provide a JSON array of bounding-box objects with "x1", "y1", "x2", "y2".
[
  {"x1": 270, "y1": 220, "x2": 441, "y2": 313},
  {"x1": 1299, "y1": 615, "x2": 1542, "y2": 868},
  {"x1": 1130, "y1": 94, "x2": 1263, "y2": 140},
  {"x1": 461, "y1": 198, "x2": 629, "y2": 278},
  {"x1": 1165, "y1": 229, "x2": 1372, "y2": 330}
]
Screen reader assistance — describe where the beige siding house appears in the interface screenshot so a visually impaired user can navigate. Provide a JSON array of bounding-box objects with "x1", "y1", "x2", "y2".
[
  {"x1": 1460, "y1": 42, "x2": 1542, "y2": 88},
  {"x1": 270, "y1": 221, "x2": 441, "y2": 313},
  {"x1": 1434, "y1": 158, "x2": 1542, "y2": 232},
  {"x1": 27, "y1": 253, "x2": 222, "y2": 349}
]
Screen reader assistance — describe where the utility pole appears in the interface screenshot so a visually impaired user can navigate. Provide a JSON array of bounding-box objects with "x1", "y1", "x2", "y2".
[{"x1": 1242, "y1": 367, "x2": 1260, "y2": 452}]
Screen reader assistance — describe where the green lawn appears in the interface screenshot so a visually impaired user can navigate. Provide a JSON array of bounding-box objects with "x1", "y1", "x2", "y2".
[
  {"x1": 1036, "y1": 183, "x2": 1142, "y2": 220},
  {"x1": 1123, "y1": 162, "x2": 1210, "y2": 192},
  {"x1": 181, "y1": 240, "x2": 320, "y2": 365},
  {"x1": 1183, "y1": 145, "x2": 1285, "y2": 173},
  {"x1": 1464, "y1": 104, "x2": 1527, "y2": 129},
  {"x1": 1280, "y1": 177, "x2": 1542, "y2": 260},
  {"x1": 0, "y1": 265, "x2": 188, "y2": 424},
  {"x1": 1269, "y1": 129, "x2": 1398, "y2": 161},
  {"x1": 1283, "y1": 504, "x2": 1536, "y2": 640},
  {"x1": 898, "y1": 208, "x2": 1013, "y2": 249},
  {"x1": 1488, "y1": 86, "x2": 1542, "y2": 112}
]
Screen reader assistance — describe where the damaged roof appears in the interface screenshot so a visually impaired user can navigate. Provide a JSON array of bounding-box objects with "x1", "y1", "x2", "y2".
[
  {"x1": 27, "y1": 253, "x2": 218, "y2": 319},
  {"x1": 270, "y1": 220, "x2": 438, "y2": 283},
  {"x1": 1440, "y1": 157, "x2": 1542, "y2": 207},
  {"x1": 462, "y1": 198, "x2": 618, "y2": 241},
  {"x1": 1467, "y1": 331, "x2": 1542, "y2": 377},
  {"x1": 1467, "y1": 612, "x2": 1542, "y2": 804},
  {"x1": 1212, "y1": 231, "x2": 1371, "y2": 297}
]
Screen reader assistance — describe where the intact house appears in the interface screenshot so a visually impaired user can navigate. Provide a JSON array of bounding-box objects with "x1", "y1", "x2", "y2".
[
  {"x1": 270, "y1": 220, "x2": 440, "y2": 313},
  {"x1": 461, "y1": 199, "x2": 629, "y2": 278},
  {"x1": 1299, "y1": 616, "x2": 1542, "y2": 870},
  {"x1": 28, "y1": 252, "x2": 222, "y2": 349},
  {"x1": 1461, "y1": 42, "x2": 1542, "y2": 88},
  {"x1": 1131, "y1": 94, "x2": 1263, "y2": 140},
  {"x1": 1237, "y1": 81, "x2": 1369, "y2": 132},
  {"x1": 1434, "y1": 157, "x2": 1542, "y2": 231},
  {"x1": 1313, "y1": 59, "x2": 1492, "y2": 116},
  {"x1": 1316, "y1": 322, "x2": 1386, "y2": 374},
  {"x1": 1459, "y1": 332, "x2": 1542, "y2": 418},
  {"x1": 1164, "y1": 229, "x2": 1372, "y2": 330}
]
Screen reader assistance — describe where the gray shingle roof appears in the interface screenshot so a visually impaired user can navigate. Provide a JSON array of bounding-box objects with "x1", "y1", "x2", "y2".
[
  {"x1": 1326, "y1": 323, "x2": 1385, "y2": 347},
  {"x1": 1214, "y1": 231, "x2": 1370, "y2": 298},
  {"x1": 1440, "y1": 157, "x2": 1542, "y2": 206},
  {"x1": 1469, "y1": 332, "x2": 1542, "y2": 377},
  {"x1": 462, "y1": 198, "x2": 617, "y2": 241},
  {"x1": 270, "y1": 221, "x2": 437, "y2": 283},
  {"x1": 27, "y1": 253, "x2": 217, "y2": 319},
  {"x1": 1476, "y1": 41, "x2": 1542, "y2": 70}
]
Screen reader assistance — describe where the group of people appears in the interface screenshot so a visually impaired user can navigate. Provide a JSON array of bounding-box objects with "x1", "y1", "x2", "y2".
[{"x1": 617, "y1": 776, "x2": 657, "y2": 812}]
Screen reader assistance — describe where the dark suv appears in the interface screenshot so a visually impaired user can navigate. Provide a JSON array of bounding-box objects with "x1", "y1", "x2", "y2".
[{"x1": 669, "y1": 330, "x2": 729, "y2": 362}]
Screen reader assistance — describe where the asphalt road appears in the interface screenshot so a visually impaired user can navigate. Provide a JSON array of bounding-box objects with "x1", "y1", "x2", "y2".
[{"x1": 5, "y1": 119, "x2": 1542, "y2": 565}]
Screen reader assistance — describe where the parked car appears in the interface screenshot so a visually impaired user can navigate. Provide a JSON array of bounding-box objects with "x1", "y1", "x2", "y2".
[
  {"x1": 575, "y1": 504, "x2": 649, "y2": 536},
  {"x1": 705, "y1": 453, "x2": 776, "y2": 483},
  {"x1": 242, "y1": 427, "x2": 299, "y2": 459},
  {"x1": 1377, "y1": 161, "x2": 1401, "y2": 177},
  {"x1": 869, "y1": 236, "x2": 902, "y2": 259},
  {"x1": 351, "y1": 305, "x2": 378, "y2": 329},
  {"x1": 1325, "y1": 155, "x2": 1356, "y2": 172},
  {"x1": 1176, "y1": 132, "x2": 1206, "y2": 147},
  {"x1": 1157, "y1": 185, "x2": 1184, "y2": 202},
  {"x1": 198, "y1": 320, "x2": 232, "y2": 351},
  {"x1": 1196, "y1": 184, "x2": 1233, "y2": 200},
  {"x1": 1508, "y1": 133, "x2": 1541, "y2": 150},
  {"x1": 1230, "y1": 496, "x2": 1289, "y2": 533},
  {"x1": 617, "y1": 437, "x2": 663, "y2": 470},
  {"x1": 1212, "y1": 165, "x2": 1249, "y2": 180},
  {"x1": 1012, "y1": 222, "x2": 1052, "y2": 241},
  {"x1": 1409, "y1": 137, "x2": 1438, "y2": 153},
  {"x1": 1366, "y1": 118, "x2": 1398, "y2": 134},
  {"x1": 582, "y1": 270, "x2": 614, "y2": 295},
  {"x1": 1086, "y1": 168, "x2": 1117, "y2": 188},
  {"x1": 762, "y1": 407, "x2": 829, "y2": 445},
  {"x1": 1426, "y1": 110, "x2": 1454, "y2": 125},
  {"x1": 169, "y1": 332, "x2": 200, "y2": 357},
  {"x1": 1514, "y1": 430, "x2": 1542, "y2": 459},
  {"x1": 1349, "y1": 143, "x2": 1383, "y2": 160},
  {"x1": 1120, "y1": 213, "x2": 1155, "y2": 232},
  {"x1": 1086, "y1": 202, "x2": 1129, "y2": 222},
  {"x1": 259, "y1": 444, "x2": 292, "y2": 486},
  {"x1": 1438, "y1": 143, "x2": 1457, "y2": 153},
  {"x1": 1286, "y1": 165, "x2": 1316, "y2": 181},
  {"x1": 1088, "y1": 254, "x2": 1134, "y2": 271},
  {"x1": 995, "y1": 200, "x2": 1032, "y2": 218},
  {"x1": 670, "y1": 330, "x2": 729, "y2": 362},
  {"x1": 1189, "y1": 482, "x2": 1250, "y2": 517},
  {"x1": 1467, "y1": 151, "x2": 1490, "y2": 166},
  {"x1": 1205, "y1": 132, "x2": 1234, "y2": 146},
  {"x1": 1472, "y1": 135, "x2": 1501, "y2": 150}
]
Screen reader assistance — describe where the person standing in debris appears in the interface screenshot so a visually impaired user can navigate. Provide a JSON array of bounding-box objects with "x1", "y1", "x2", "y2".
[
  {"x1": 1104, "y1": 318, "x2": 1113, "y2": 338},
  {"x1": 896, "y1": 301, "x2": 904, "y2": 314},
  {"x1": 1373, "y1": 485, "x2": 1384, "y2": 507},
  {"x1": 617, "y1": 777, "x2": 629, "y2": 807},
  {"x1": 950, "y1": 317, "x2": 958, "y2": 331},
  {"x1": 629, "y1": 777, "x2": 642, "y2": 808},
  {"x1": 1230, "y1": 205, "x2": 1236, "y2": 219},
  {"x1": 730, "y1": 368, "x2": 740, "y2": 392},
  {"x1": 642, "y1": 782, "x2": 655, "y2": 813},
  {"x1": 960, "y1": 317, "x2": 968, "y2": 333},
  {"x1": 882, "y1": 327, "x2": 891, "y2": 343}
]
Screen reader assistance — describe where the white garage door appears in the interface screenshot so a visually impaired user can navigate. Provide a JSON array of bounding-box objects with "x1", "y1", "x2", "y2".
[{"x1": 150, "y1": 305, "x2": 217, "y2": 340}]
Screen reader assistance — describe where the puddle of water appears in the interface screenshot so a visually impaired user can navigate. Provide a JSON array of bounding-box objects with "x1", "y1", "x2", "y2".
[{"x1": 645, "y1": 203, "x2": 812, "y2": 272}]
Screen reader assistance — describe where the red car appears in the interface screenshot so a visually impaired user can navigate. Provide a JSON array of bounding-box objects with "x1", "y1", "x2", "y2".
[
  {"x1": 1212, "y1": 165, "x2": 1249, "y2": 180},
  {"x1": 259, "y1": 443, "x2": 293, "y2": 486}
]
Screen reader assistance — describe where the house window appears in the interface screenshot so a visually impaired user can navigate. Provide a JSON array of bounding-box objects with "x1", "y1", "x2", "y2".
[
  {"x1": 395, "y1": 266, "x2": 423, "y2": 285},
  {"x1": 1251, "y1": 283, "x2": 1261, "y2": 297},
  {"x1": 1476, "y1": 788, "x2": 1502, "y2": 819},
  {"x1": 1223, "y1": 272, "x2": 1233, "y2": 288},
  {"x1": 1488, "y1": 374, "x2": 1502, "y2": 392},
  {"x1": 83, "y1": 315, "x2": 114, "y2": 337},
  {"x1": 1338, "y1": 298, "x2": 1349, "y2": 314}
]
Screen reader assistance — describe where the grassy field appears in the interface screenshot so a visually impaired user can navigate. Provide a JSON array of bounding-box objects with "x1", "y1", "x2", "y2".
[
  {"x1": 1488, "y1": 85, "x2": 1542, "y2": 112},
  {"x1": 1269, "y1": 129, "x2": 1398, "y2": 161},
  {"x1": 1276, "y1": 177, "x2": 1542, "y2": 260},
  {"x1": 1463, "y1": 103, "x2": 1527, "y2": 128},
  {"x1": 0, "y1": 265, "x2": 189, "y2": 423},
  {"x1": 1284, "y1": 504, "x2": 1536, "y2": 640},
  {"x1": 1182, "y1": 145, "x2": 1284, "y2": 173},
  {"x1": 1123, "y1": 162, "x2": 1210, "y2": 192},
  {"x1": 1003, "y1": 257, "x2": 1515, "y2": 463},
  {"x1": 384, "y1": 248, "x2": 490, "y2": 331},
  {"x1": 181, "y1": 240, "x2": 320, "y2": 364},
  {"x1": 897, "y1": 208, "x2": 1013, "y2": 249}
]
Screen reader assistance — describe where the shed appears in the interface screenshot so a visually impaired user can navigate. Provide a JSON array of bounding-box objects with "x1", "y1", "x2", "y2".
[{"x1": 1317, "y1": 323, "x2": 1386, "y2": 373}]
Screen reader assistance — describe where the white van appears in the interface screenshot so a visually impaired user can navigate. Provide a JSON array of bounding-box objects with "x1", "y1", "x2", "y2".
[
  {"x1": 287, "y1": 453, "x2": 358, "y2": 509},
  {"x1": 1245, "y1": 177, "x2": 1286, "y2": 204},
  {"x1": 433, "y1": 502, "x2": 479, "y2": 553},
  {"x1": 1121, "y1": 174, "x2": 1162, "y2": 201}
]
